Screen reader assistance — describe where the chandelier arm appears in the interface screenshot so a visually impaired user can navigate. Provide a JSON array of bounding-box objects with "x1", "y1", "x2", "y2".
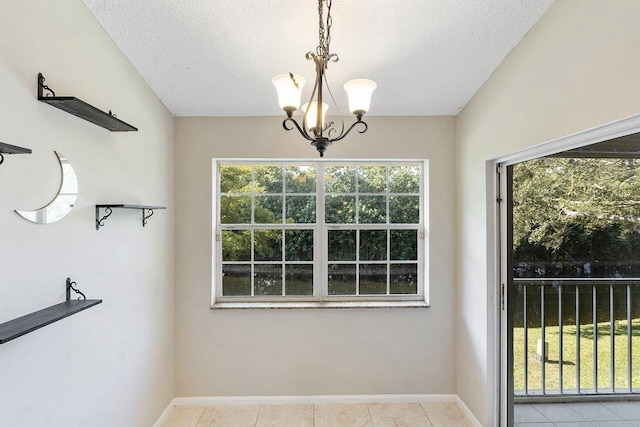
[
  {"x1": 316, "y1": 57, "x2": 325, "y2": 138},
  {"x1": 329, "y1": 119, "x2": 368, "y2": 143},
  {"x1": 302, "y1": 98, "x2": 311, "y2": 137},
  {"x1": 322, "y1": 72, "x2": 345, "y2": 140},
  {"x1": 301, "y1": 91, "x2": 316, "y2": 138},
  {"x1": 302, "y1": 56, "x2": 322, "y2": 138},
  {"x1": 283, "y1": 117, "x2": 316, "y2": 143}
]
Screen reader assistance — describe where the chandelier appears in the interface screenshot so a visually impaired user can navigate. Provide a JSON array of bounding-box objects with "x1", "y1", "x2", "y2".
[{"x1": 272, "y1": 0, "x2": 377, "y2": 157}]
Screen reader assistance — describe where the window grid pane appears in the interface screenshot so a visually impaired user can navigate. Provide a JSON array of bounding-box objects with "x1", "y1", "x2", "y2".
[{"x1": 217, "y1": 161, "x2": 423, "y2": 301}]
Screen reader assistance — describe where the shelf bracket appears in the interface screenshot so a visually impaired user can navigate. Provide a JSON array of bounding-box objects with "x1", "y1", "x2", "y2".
[
  {"x1": 37, "y1": 73, "x2": 56, "y2": 99},
  {"x1": 142, "y1": 208, "x2": 155, "y2": 227},
  {"x1": 95, "y1": 206, "x2": 113, "y2": 230},
  {"x1": 66, "y1": 277, "x2": 86, "y2": 301}
]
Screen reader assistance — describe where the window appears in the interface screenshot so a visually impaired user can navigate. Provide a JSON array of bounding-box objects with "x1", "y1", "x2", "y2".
[{"x1": 213, "y1": 160, "x2": 427, "y2": 305}]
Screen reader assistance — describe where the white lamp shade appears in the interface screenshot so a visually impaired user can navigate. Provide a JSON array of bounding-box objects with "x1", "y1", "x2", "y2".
[
  {"x1": 343, "y1": 79, "x2": 377, "y2": 114},
  {"x1": 302, "y1": 102, "x2": 329, "y2": 130},
  {"x1": 272, "y1": 73, "x2": 307, "y2": 111}
]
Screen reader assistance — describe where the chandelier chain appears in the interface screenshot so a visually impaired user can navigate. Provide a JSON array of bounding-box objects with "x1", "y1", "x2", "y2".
[
  {"x1": 325, "y1": 0, "x2": 332, "y2": 54},
  {"x1": 316, "y1": 0, "x2": 332, "y2": 58}
]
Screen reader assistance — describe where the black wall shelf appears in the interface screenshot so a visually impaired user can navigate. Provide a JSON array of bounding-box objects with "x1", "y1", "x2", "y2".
[
  {"x1": 96, "y1": 204, "x2": 166, "y2": 230},
  {"x1": 0, "y1": 142, "x2": 32, "y2": 165},
  {"x1": 37, "y1": 73, "x2": 138, "y2": 132},
  {"x1": 0, "y1": 278, "x2": 101, "y2": 345}
]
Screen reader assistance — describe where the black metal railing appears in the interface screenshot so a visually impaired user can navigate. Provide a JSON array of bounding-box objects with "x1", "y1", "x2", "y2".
[{"x1": 513, "y1": 278, "x2": 640, "y2": 397}]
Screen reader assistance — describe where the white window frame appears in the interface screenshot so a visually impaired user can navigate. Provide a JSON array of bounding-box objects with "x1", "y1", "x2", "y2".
[{"x1": 211, "y1": 159, "x2": 430, "y2": 308}]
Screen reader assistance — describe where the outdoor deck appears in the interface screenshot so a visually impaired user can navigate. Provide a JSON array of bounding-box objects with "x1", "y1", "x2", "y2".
[{"x1": 515, "y1": 401, "x2": 640, "y2": 426}]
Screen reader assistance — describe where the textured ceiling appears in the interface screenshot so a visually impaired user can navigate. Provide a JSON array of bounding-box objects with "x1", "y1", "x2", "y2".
[{"x1": 82, "y1": 0, "x2": 555, "y2": 117}]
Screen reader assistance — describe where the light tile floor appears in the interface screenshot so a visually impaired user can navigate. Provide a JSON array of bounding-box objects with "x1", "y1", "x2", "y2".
[
  {"x1": 161, "y1": 401, "x2": 474, "y2": 427},
  {"x1": 515, "y1": 401, "x2": 640, "y2": 427}
]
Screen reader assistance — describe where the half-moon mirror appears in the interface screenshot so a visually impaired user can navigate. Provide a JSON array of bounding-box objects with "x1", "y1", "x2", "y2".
[{"x1": 15, "y1": 151, "x2": 78, "y2": 224}]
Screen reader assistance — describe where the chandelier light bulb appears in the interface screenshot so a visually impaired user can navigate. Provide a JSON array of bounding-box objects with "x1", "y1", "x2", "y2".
[
  {"x1": 302, "y1": 102, "x2": 329, "y2": 131},
  {"x1": 272, "y1": 73, "x2": 307, "y2": 115},
  {"x1": 344, "y1": 79, "x2": 377, "y2": 118}
]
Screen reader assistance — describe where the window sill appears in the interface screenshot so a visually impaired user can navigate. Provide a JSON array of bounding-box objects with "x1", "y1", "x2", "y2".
[{"x1": 210, "y1": 300, "x2": 430, "y2": 310}]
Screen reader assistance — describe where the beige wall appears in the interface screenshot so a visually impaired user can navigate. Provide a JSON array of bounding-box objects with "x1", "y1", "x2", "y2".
[
  {"x1": 456, "y1": 0, "x2": 640, "y2": 423},
  {"x1": 174, "y1": 116, "x2": 457, "y2": 396},
  {"x1": 0, "y1": 1, "x2": 175, "y2": 426}
]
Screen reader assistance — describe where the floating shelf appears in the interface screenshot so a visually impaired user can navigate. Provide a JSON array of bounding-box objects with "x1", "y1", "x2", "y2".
[
  {"x1": 0, "y1": 278, "x2": 101, "y2": 345},
  {"x1": 0, "y1": 142, "x2": 32, "y2": 165},
  {"x1": 37, "y1": 73, "x2": 138, "y2": 132},
  {"x1": 96, "y1": 204, "x2": 166, "y2": 230}
]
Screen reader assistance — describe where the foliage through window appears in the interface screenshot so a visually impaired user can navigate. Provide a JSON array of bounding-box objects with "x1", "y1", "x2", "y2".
[
  {"x1": 214, "y1": 161, "x2": 426, "y2": 302},
  {"x1": 513, "y1": 157, "x2": 640, "y2": 277}
]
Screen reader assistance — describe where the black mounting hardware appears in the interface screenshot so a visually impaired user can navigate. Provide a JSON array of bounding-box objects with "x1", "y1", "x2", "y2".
[
  {"x1": 95, "y1": 204, "x2": 166, "y2": 230},
  {"x1": 0, "y1": 277, "x2": 102, "y2": 344},
  {"x1": 37, "y1": 73, "x2": 138, "y2": 132},
  {"x1": 0, "y1": 142, "x2": 32, "y2": 166},
  {"x1": 66, "y1": 278, "x2": 86, "y2": 301},
  {"x1": 96, "y1": 206, "x2": 113, "y2": 230},
  {"x1": 142, "y1": 208, "x2": 155, "y2": 227}
]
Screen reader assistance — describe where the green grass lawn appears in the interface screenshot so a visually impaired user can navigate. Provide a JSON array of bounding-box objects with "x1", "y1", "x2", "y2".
[{"x1": 514, "y1": 318, "x2": 640, "y2": 392}]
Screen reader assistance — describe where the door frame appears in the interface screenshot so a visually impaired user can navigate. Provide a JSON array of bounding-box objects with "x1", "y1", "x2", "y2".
[{"x1": 488, "y1": 113, "x2": 640, "y2": 426}]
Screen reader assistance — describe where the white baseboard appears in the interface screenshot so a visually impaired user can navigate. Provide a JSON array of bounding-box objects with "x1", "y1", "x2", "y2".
[
  {"x1": 154, "y1": 394, "x2": 483, "y2": 427},
  {"x1": 173, "y1": 393, "x2": 459, "y2": 406}
]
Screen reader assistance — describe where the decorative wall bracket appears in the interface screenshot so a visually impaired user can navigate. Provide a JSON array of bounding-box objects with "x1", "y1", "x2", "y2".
[
  {"x1": 37, "y1": 73, "x2": 138, "y2": 132},
  {"x1": 143, "y1": 208, "x2": 155, "y2": 227},
  {"x1": 95, "y1": 204, "x2": 166, "y2": 230},
  {"x1": 0, "y1": 142, "x2": 32, "y2": 166},
  {"x1": 95, "y1": 206, "x2": 114, "y2": 230},
  {"x1": 66, "y1": 278, "x2": 86, "y2": 301},
  {"x1": 0, "y1": 277, "x2": 102, "y2": 344}
]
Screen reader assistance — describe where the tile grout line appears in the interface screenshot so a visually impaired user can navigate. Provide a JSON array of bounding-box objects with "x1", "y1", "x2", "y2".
[
  {"x1": 254, "y1": 404, "x2": 262, "y2": 427},
  {"x1": 418, "y1": 401, "x2": 435, "y2": 426},
  {"x1": 567, "y1": 401, "x2": 620, "y2": 422},
  {"x1": 366, "y1": 403, "x2": 376, "y2": 427},
  {"x1": 530, "y1": 403, "x2": 552, "y2": 423},
  {"x1": 194, "y1": 406, "x2": 207, "y2": 427},
  {"x1": 604, "y1": 400, "x2": 640, "y2": 421},
  {"x1": 563, "y1": 401, "x2": 588, "y2": 421}
]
